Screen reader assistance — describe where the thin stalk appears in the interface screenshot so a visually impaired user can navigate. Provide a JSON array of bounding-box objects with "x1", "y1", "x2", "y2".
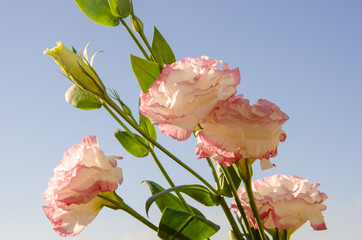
[
  {"x1": 149, "y1": 149, "x2": 194, "y2": 214},
  {"x1": 244, "y1": 178, "x2": 267, "y2": 240},
  {"x1": 206, "y1": 157, "x2": 221, "y2": 191},
  {"x1": 98, "y1": 194, "x2": 158, "y2": 232},
  {"x1": 103, "y1": 104, "x2": 131, "y2": 134},
  {"x1": 119, "y1": 18, "x2": 150, "y2": 61},
  {"x1": 103, "y1": 103, "x2": 149, "y2": 149},
  {"x1": 121, "y1": 201, "x2": 158, "y2": 232},
  {"x1": 139, "y1": 32, "x2": 157, "y2": 63},
  {"x1": 220, "y1": 197, "x2": 244, "y2": 240},
  {"x1": 220, "y1": 165, "x2": 254, "y2": 240},
  {"x1": 105, "y1": 100, "x2": 193, "y2": 213},
  {"x1": 102, "y1": 95, "x2": 217, "y2": 194}
]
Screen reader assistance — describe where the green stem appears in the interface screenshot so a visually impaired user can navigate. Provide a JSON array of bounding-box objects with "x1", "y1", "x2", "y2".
[
  {"x1": 119, "y1": 18, "x2": 150, "y2": 61},
  {"x1": 244, "y1": 178, "x2": 267, "y2": 240},
  {"x1": 220, "y1": 165, "x2": 254, "y2": 240},
  {"x1": 103, "y1": 103, "x2": 149, "y2": 149},
  {"x1": 206, "y1": 157, "x2": 221, "y2": 191},
  {"x1": 104, "y1": 100, "x2": 193, "y2": 214},
  {"x1": 220, "y1": 197, "x2": 244, "y2": 240},
  {"x1": 103, "y1": 103, "x2": 132, "y2": 134},
  {"x1": 98, "y1": 193, "x2": 158, "y2": 232},
  {"x1": 149, "y1": 149, "x2": 194, "y2": 214},
  {"x1": 102, "y1": 94, "x2": 217, "y2": 194},
  {"x1": 139, "y1": 32, "x2": 158, "y2": 63}
]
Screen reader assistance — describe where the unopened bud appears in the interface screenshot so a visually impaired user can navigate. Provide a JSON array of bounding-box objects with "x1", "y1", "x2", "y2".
[
  {"x1": 44, "y1": 41, "x2": 106, "y2": 97},
  {"x1": 130, "y1": 14, "x2": 144, "y2": 34}
]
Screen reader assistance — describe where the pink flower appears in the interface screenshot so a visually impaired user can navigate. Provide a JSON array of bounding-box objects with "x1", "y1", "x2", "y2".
[
  {"x1": 43, "y1": 136, "x2": 123, "y2": 237},
  {"x1": 139, "y1": 56, "x2": 240, "y2": 141},
  {"x1": 195, "y1": 95, "x2": 289, "y2": 168},
  {"x1": 230, "y1": 175, "x2": 328, "y2": 231}
]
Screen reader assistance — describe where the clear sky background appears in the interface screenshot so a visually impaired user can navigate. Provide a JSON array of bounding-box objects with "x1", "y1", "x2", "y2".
[{"x1": 1, "y1": 0, "x2": 361, "y2": 239}]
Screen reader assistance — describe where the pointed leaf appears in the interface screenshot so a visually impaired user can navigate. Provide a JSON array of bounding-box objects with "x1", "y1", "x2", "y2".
[
  {"x1": 146, "y1": 184, "x2": 220, "y2": 216},
  {"x1": 75, "y1": 0, "x2": 119, "y2": 26},
  {"x1": 158, "y1": 208, "x2": 220, "y2": 240},
  {"x1": 130, "y1": 54, "x2": 160, "y2": 93},
  {"x1": 114, "y1": 129, "x2": 149, "y2": 157},
  {"x1": 216, "y1": 164, "x2": 242, "y2": 197},
  {"x1": 143, "y1": 181, "x2": 204, "y2": 217},
  {"x1": 65, "y1": 84, "x2": 102, "y2": 110},
  {"x1": 152, "y1": 27, "x2": 176, "y2": 66},
  {"x1": 139, "y1": 113, "x2": 157, "y2": 146}
]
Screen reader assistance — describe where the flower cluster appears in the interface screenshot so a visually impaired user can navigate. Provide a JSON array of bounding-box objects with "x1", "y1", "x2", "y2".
[
  {"x1": 140, "y1": 57, "x2": 289, "y2": 169},
  {"x1": 43, "y1": 136, "x2": 123, "y2": 237},
  {"x1": 139, "y1": 56, "x2": 240, "y2": 141},
  {"x1": 43, "y1": 2, "x2": 328, "y2": 238}
]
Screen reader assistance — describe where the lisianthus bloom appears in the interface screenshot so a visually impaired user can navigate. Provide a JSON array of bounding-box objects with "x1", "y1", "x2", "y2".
[
  {"x1": 44, "y1": 41, "x2": 106, "y2": 96},
  {"x1": 43, "y1": 136, "x2": 123, "y2": 237},
  {"x1": 230, "y1": 175, "x2": 327, "y2": 231},
  {"x1": 195, "y1": 95, "x2": 289, "y2": 168},
  {"x1": 139, "y1": 56, "x2": 240, "y2": 141}
]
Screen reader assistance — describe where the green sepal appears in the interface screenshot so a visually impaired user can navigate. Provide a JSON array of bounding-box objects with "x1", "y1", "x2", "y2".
[
  {"x1": 158, "y1": 208, "x2": 220, "y2": 240},
  {"x1": 130, "y1": 54, "x2": 160, "y2": 93},
  {"x1": 146, "y1": 184, "x2": 220, "y2": 216},
  {"x1": 143, "y1": 181, "x2": 204, "y2": 217},
  {"x1": 74, "y1": 0, "x2": 119, "y2": 26},
  {"x1": 65, "y1": 84, "x2": 102, "y2": 110},
  {"x1": 151, "y1": 26, "x2": 176, "y2": 66},
  {"x1": 216, "y1": 164, "x2": 242, "y2": 197},
  {"x1": 266, "y1": 228, "x2": 293, "y2": 240},
  {"x1": 227, "y1": 230, "x2": 243, "y2": 240},
  {"x1": 114, "y1": 129, "x2": 149, "y2": 157}
]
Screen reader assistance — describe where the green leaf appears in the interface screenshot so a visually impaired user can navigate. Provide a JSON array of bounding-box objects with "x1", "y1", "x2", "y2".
[
  {"x1": 107, "y1": 0, "x2": 131, "y2": 18},
  {"x1": 114, "y1": 129, "x2": 149, "y2": 157},
  {"x1": 216, "y1": 164, "x2": 242, "y2": 197},
  {"x1": 139, "y1": 113, "x2": 157, "y2": 146},
  {"x1": 75, "y1": 0, "x2": 119, "y2": 26},
  {"x1": 108, "y1": 0, "x2": 121, "y2": 17},
  {"x1": 117, "y1": 0, "x2": 131, "y2": 18},
  {"x1": 130, "y1": 54, "x2": 160, "y2": 93},
  {"x1": 146, "y1": 184, "x2": 220, "y2": 216},
  {"x1": 65, "y1": 84, "x2": 102, "y2": 110},
  {"x1": 158, "y1": 208, "x2": 220, "y2": 240},
  {"x1": 143, "y1": 181, "x2": 204, "y2": 217},
  {"x1": 151, "y1": 27, "x2": 176, "y2": 66}
]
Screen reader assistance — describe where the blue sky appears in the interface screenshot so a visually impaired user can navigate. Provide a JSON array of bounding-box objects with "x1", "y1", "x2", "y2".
[{"x1": 1, "y1": 0, "x2": 361, "y2": 239}]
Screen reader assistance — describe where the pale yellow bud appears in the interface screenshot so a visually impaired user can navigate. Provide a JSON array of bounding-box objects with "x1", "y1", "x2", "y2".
[{"x1": 44, "y1": 41, "x2": 106, "y2": 97}]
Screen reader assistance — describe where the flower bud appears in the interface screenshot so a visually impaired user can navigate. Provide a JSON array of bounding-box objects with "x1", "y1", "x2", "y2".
[
  {"x1": 44, "y1": 41, "x2": 106, "y2": 97},
  {"x1": 130, "y1": 14, "x2": 144, "y2": 34}
]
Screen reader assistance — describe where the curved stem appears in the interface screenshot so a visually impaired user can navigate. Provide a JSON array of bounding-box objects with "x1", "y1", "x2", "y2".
[
  {"x1": 220, "y1": 165, "x2": 254, "y2": 240},
  {"x1": 102, "y1": 94, "x2": 217, "y2": 194},
  {"x1": 220, "y1": 197, "x2": 244, "y2": 240},
  {"x1": 119, "y1": 18, "x2": 150, "y2": 61},
  {"x1": 149, "y1": 149, "x2": 194, "y2": 214},
  {"x1": 98, "y1": 193, "x2": 158, "y2": 232}
]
